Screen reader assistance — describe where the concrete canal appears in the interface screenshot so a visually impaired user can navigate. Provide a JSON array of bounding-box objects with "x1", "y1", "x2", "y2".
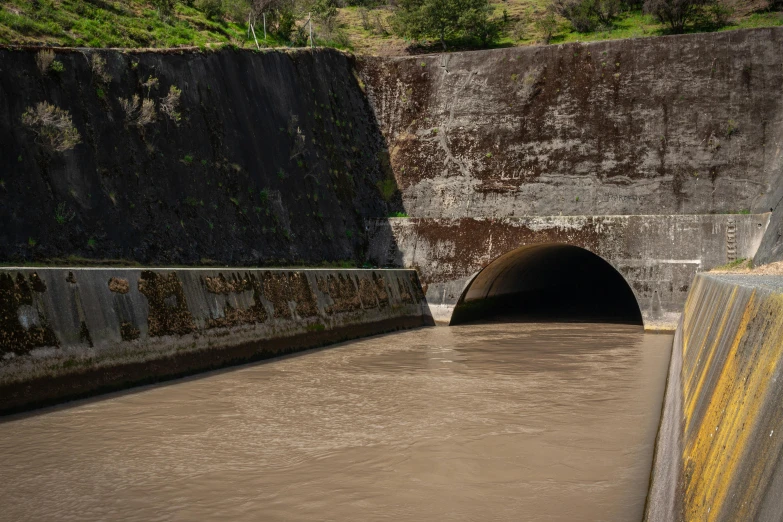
[{"x1": 0, "y1": 323, "x2": 671, "y2": 521}]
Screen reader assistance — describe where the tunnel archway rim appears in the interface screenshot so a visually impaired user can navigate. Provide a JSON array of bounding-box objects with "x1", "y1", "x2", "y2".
[{"x1": 448, "y1": 242, "x2": 643, "y2": 326}]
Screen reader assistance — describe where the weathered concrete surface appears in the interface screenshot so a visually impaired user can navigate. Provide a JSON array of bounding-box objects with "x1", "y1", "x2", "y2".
[
  {"x1": 367, "y1": 214, "x2": 769, "y2": 327},
  {"x1": 0, "y1": 47, "x2": 400, "y2": 265},
  {"x1": 358, "y1": 28, "x2": 783, "y2": 219},
  {"x1": 645, "y1": 273, "x2": 783, "y2": 521},
  {"x1": 0, "y1": 268, "x2": 430, "y2": 414},
  {"x1": 755, "y1": 178, "x2": 783, "y2": 265}
]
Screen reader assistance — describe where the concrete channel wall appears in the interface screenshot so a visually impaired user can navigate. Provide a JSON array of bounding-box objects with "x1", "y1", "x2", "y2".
[
  {"x1": 646, "y1": 273, "x2": 783, "y2": 521},
  {"x1": 368, "y1": 214, "x2": 770, "y2": 328},
  {"x1": 0, "y1": 268, "x2": 432, "y2": 415}
]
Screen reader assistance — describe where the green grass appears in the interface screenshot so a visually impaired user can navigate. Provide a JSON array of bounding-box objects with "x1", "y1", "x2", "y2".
[
  {"x1": 0, "y1": 0, "x2": 287, "y2": 48},
  {"x1": 0, "y1": 0, "x2": 780, "y2": 54},
  {"x1": 712, "y1": 257, "x2": 753, "y2": 271}
]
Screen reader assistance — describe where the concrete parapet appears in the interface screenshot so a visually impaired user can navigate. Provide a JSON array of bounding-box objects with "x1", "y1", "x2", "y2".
[
  {"x1": 646, "y1": 273, "x2": 783, "y2": 521},
  {"x1": 0, "y1": 268, "x2": 431, "y2": 415}
]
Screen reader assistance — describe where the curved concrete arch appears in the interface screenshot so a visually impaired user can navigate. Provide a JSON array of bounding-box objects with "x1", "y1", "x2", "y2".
[{"x1": 449, "y1": 243, "x2": 643, "y2": 326}]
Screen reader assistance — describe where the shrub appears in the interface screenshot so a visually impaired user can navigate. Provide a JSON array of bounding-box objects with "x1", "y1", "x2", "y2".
[
  {"x1": 50, "y1": 60, "x2": 64, "y2": 73},
  {"x1": 160, "y1": 85, "x2": 182, "y2": 124},
  {"x1": 119, "y1": 95, "x2": 157, "y2": 126},
  {"x1": 21, "y1": 102, "x2": 82, "y2": 153},
  {"x1": 196, "y1": 0, "x2": 225, "y2": 20},
  {"x1": 224, "y1": 0, "x2": 251, "y2": 22},
  {"x1": 35, "y1": 49, "x2": 55, "y2": 74},
  {"x1": 708, "y1": 2, "x2": 733, "y2": 26},
  {"x1": 535, "y1": 11, "x2": 560, "y2": 43},
  {"x1": 142, "y1": 76, "x2": 160, "y2": 95},
  {"x1": 644, "y1": 0, "x2": 713, "y2": 32},
  {"x1": 152, "y1": 0, "x2": 177, "y2": 17},
  {"x1": 551, "y1": 0, "x2": 620, "y2": 32},
  {"x1": 90, "y1": 54, "x2": 112, "y2": 84}
]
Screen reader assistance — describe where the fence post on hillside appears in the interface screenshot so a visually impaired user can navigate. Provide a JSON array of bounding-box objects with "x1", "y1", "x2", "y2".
[
  {"x1": 250, "y1": 22, "x2": 260, "y2": 50},
  {"x1": 308, "y1": 13, "x2": 313, "y2": 48}
]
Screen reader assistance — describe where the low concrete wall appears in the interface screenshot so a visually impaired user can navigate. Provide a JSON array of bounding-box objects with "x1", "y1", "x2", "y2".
[
  {"x1": 0, "y1": 268, "x2": 431, "y2": 415},
  {"x1": 646, "y1": 273, "x2": 783, "y2": 521},
  {"x1": 368, "y1": 214, "x2": 769, "y2": 328}
]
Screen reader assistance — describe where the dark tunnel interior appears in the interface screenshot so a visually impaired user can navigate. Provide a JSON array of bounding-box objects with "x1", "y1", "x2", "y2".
[{"x1": 449, "y1": 244, "x2": 644, "y2": 326}]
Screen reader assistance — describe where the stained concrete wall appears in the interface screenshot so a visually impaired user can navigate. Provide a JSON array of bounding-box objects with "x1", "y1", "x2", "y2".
[
  {"x1": 367, "y1": 214, "x2": 769, "y2": 328},
  {"x1": 0, "y1": 268, "x2": 431, "y2": 414},
  {"x1": 0, "y1": 47, "x2": 399, "y2": 266},
  {"x1": 358, "y1": 27, "x2": 783, "y2": 219},
  {"x1": 646, "y1": 273, "x2": 783, "y2": 522}
]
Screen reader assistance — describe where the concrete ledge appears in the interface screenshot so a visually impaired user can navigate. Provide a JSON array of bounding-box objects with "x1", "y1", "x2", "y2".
[
  {"x1": 0, "y1": 268, "x2": 433, "y2": 415},
  {"x1": 645, "y1": 273, "x2": 783, "y2": 521}
]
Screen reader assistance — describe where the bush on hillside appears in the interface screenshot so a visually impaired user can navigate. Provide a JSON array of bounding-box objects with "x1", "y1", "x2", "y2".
[
  {"x1": 644, "y1": 0, "x2": 713, "y2": 32},
  {"x1": 196, "y1": 0, "x2": 225, "y2": 20},
  {"x1": 152, "y1": 0, "x2": 177, "y2": 17},
  {"x1": 551, "y1": 0, "x2": 621, "y2": 32},
  {"x1": 390, "y1": 0, "x2": 501, "y2": 49},
  {"x1": 251, "y1": 0, "x2": 299, "y2": 40}
]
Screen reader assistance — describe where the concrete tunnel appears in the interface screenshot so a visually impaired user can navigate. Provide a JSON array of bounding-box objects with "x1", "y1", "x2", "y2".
[{"x1": 449, "y1": 244, "x2": 644, "y2": 325}]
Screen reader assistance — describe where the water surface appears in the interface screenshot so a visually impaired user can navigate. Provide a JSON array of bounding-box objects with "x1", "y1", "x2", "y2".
[{"x1": 0, "y1": 323, "x2": 671, "y2": 521}]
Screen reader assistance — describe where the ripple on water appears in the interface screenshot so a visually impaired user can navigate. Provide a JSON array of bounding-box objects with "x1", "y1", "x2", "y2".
[{"x1": 0, "y1": 322, "x2": 671, "y2": 522}]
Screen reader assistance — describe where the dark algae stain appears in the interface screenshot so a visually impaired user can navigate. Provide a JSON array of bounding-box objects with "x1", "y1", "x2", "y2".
[
  {"x1": 137, "y1": 271, "x2": 196, "y2": 337},
  {"x1": 120, "y1": 322, "x2": 141, "y2": 341},
  {"x1": 0, "y1": 272, "x2": 59, "y2": 355}
]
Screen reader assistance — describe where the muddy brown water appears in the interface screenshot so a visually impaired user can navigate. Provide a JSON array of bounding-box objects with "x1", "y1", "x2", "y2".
[{"x1": 0, "y1": 323, "x2": 671, "y2": 522}]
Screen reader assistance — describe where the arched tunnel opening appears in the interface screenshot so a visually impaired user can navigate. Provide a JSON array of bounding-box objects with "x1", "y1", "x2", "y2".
[{"x1": 450, "y1": 244, "x2": 643, "y2": 326}]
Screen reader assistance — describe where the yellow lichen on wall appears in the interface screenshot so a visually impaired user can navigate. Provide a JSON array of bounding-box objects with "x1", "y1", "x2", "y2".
[{"x1": 680, "y1": 275, "x2": 783, "y2": 521}]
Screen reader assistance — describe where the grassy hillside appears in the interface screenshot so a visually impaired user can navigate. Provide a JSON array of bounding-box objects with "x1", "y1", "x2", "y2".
[
  {"x1": 1, "y1": 0, "x2": 782, "y2": 54},
  {"x1": 338, "y1": 0, "x2": 783, "y2": 54}
]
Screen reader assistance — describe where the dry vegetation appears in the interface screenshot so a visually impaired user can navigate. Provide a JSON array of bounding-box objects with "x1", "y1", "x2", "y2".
[{"x1": 21, "y1": 102, "x2": 82, "y2": 153}]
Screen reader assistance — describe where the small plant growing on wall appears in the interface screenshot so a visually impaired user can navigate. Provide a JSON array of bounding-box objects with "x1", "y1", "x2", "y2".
[
  {"x1": 54, "y1": 202, "x2": 75, "y2": 224},
  {"x1": 21, "y1": 102, "x2": 81, "y2": 153},
  {"x1": 36, "y1": 50, "x2": 64, "y2": 74},
  {"x1": 90, "y1": 54, "x2": 112, "y2": 84},
  {"x1": 726, "y1": 119, "x2": 738, "y2": 137},
  {"x1": 119, "y1": 95, "x2": 156, "y2": 127},
  {"x1": 35, "y1": 50, "x2": 55, "y2": 73},
  {"x1": 160, "y1": 86, "x2": 182, "y2": 124},
  {"x1": 142, "y1": 76, "x2": 159, "y2": 96},
  {"x1": 376, "y1": 178, "x2": 397, "y2": 201}
]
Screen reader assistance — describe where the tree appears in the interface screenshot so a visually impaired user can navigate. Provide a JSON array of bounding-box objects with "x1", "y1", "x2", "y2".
[
  {"x1": 644, "y1": 0, "x2": 711, "y2": 32},
  {"x1": 391, "y1": 0, "x2": 500, "y2": 50}
]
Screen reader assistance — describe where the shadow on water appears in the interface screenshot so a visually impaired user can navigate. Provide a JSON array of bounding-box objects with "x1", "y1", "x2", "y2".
[{"x1": 0, "y1": 325, "x2": 435, "y2": 424}]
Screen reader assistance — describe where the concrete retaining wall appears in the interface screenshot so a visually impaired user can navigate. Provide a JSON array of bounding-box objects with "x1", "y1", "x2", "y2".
[
  {"x1": 0, "y1": 267, "x2": 431, "y2": 415},
  {"x1": 646, "y1": 273, "x2": 783, "y2": 521},
  {"x1": 368, "y1": 214, "x2": 769, "y2": 328},
  {"x1": 359, "y1": 27, "x2": 783, "y2": 219}
]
